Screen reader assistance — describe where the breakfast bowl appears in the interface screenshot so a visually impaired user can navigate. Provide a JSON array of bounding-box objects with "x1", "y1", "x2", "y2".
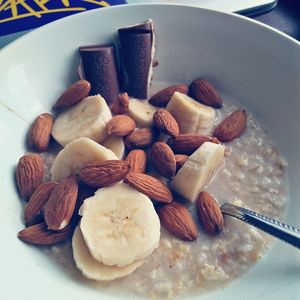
[{"x1": 0, "y1": 4, "x2": 299, "y2": 300}]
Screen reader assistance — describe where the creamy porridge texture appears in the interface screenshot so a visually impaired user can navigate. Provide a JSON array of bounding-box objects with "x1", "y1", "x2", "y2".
[
  {"x1": 40, "y1": 88, "x2": 287, "y2": 299},
  {"x1": 16, "y1": 19, "x2": 287, "y2": 300}
]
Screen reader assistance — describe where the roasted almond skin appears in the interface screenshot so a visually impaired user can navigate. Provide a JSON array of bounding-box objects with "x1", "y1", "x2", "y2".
[
  {"x1": 167, "y1": 134, "x2": 214, "y2": 155},
  {"x1": 149, "y1": 84, "x2": 188, "y2": 107},
  {"x1": 151, "y1": 142, "x2": 176, "y2": 178},
  {"x1": 53, "y1": 80, "x2": 91, "y2": 109},
  {"x1": 124, "y1": 172, "x2": 173, "y2": 203},
  {"x1": 174, "y1": 154, "x2": 189, "y2": 172},
  {"x1": 80, "y1": 160, "x2": 131, "y2": 188},
  {"x1": 28, "y1": 113, "x2": 53, "y2": 152},
  {"x1": 189, "y1": 79, "x2": 223, "y2": 108},
  {"x1": 73, "y1": 183, "x2": 96, "y2": 221},
  {"x1": 213, "y1": 109, "x2": 247, "y2": 142},
  {"x1": 44, "y1": 176, "x2": 78, "y2": 230},
  {"x1": 107, "y1": 115, "x2": 136, "y2": 137},
  {"x1": 24, "y1": 182, "x2": 57, "y2": 226},
  {"x1": 125, "y1": 149, "x2": 147, "y2": 173},
  {"x1": 153, "y1": 109, "x2": 179, "y2": 137},
  {"x1": 124, "y1": 127, "x2": 159, "y2": 150},
  {"x1": 16, "y1": 154, "x2": 44, "y2": 199},
  {"x1": 111, "y1": 92, "x2": 129, "y2": 115},
  {"x1": 18, "y1": 222, "x2": 74, "y2": 245},
  {"x1": 197, "y1": 192, "x2": 224, "y2": 235},
  {"x1": 158, "y1": 201, "x2": 198, "y2": 241}
]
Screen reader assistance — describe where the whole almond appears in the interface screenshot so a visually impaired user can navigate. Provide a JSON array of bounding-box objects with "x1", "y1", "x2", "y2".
[
  {"x1": 80, "y1": 160, "x2": 131, "y2": 188},
  {"x1": 167, "y1": 134, "x2": 215, "y2": 155},
  {"x1": 16, "y1": 154, "x2": 44, "y2": 199},
  {"x1": 44, "y1": 176, "x2": 78, "y2": 230},
  {"x1": 24, "y1": 182, "x2": 57, "y2": 226},
  {"x1": 174, "y1": 154, "x2": 189, "y2": 172},
  {"x1": 107, "y1": 115, "x2": 136, "y2": 137},
  {"x1": 124, "y1": 172, "x2": 173, "y2": 203},
  {"x1": 125, "y1": 149, "x2": 147, "y2": 173},
  {"x1": 189, "y1": 79, "x2": 223, "y2": 108},
  {"x1": 18, "y1": 222, "x2": 74, "y2": 245},
  {"x1": 28, "y1": 113, "x2": 53, "y2": 152},
  {"x1": 153, "y1": 109, "x2": 179, "y2": 137},
  {"x1": 149, "y1": 84, "x2": 188, "y2": 107},
  {"x1": 124, "y1": 127, "x2": 159, "y2": 150},
  {"x1": 111, "y1": 92, "x2": 129, "y2": 115},
  {"x1": 157, "y1": 201, "x2": 198, "y2": 241},
  {"x1": 53, "y1": 80, "x2": 91, "y2": 109},
  {"x1": 197, "y1": 192, "x2": 224, "y2": 235},
  {"x1": 213, "y1": 109, "x2": 247, "y2": 142},
  {"x1": 151, "y1": 142, "x2": 176, "y2": 178}
]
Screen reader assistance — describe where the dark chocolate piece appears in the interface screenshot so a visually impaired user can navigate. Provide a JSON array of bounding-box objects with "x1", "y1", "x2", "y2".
[
  {"x1": 118, "y1": 19, "x2": 153, "y2": 34},
  {"x1": 118, "y1": 20, "x2": 154, "y2": 99},
  {"x1": 80, "y1": 45, "x2": 120, "y2": 105}
]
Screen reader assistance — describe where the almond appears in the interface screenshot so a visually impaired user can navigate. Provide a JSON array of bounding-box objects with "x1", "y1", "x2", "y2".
[
  {"x1": 80, "y1": 160, "x2": 131, "y2": 188},
  {"x1": 124, "y1": 127, "x2": 159, "y2": 150},
  {"x1": 153, "y1": 109, "x2": 179, "y2": 137},
  {"x1": 44, "y1": 176, "x2": 78, "y2": 230},
  {"x1": 74, "y1": 183, "x2": 96, "y2": 221},
  {"x1": 174, "y1": 154, "x2": 189, "y2": 172},
  {"x1": 213, "y1": 109, "x2": 247, "y2": 142},
  {"x1": 28, "y1": 113, "x2": 53, "y2": 152},
  {"x1": 111, "y1": 92, "x2": 129, "y2": 115},
  {"x1": 167, "y1": 134, "x2": 215, "y2": 154},
  {"x1": 151, "y1": 142, "x2": 176, "y2": 178},
  {"x1": 125, "y1": 149, "x2": 147, "y2": 173},
  {"x1": 18, "y1": 222, "x2": 74, "y2": 245},
  {"x1": 107, "y1": 115, "x2": 136, "y2": 137},
  {"x1": 53, "y1": 80, "x2": 91, "y2": 109},
  {"x1": 124, "y1": 172, "x2": 173, "y2": 203},
  {"x1": 24, "y1": 182, "x2": 57, "y2": 226},
  {"x1": 157, "y1": 201, "x2": 198, "y2": 241},
  {"x1": 16, "y1": 154, "x2": 44, "y2": 199},
  {"x1": 149, "y1": 84, "x2": 188, "y2": 107},
  {"x1": 197, "y1": 191, "x2": 224, "y2": 235},
  {"x1": 189, "y1": 79, "x2": 223, "y2": 108}
]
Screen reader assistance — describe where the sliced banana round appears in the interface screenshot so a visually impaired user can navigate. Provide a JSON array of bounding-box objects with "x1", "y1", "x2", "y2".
[
  {"x1": 171, "y1": 142, "x2": 224, "y2": 202},
  {"x1": 50, "y1": 137, "x2": 118, "y2": 182},
  {"x1": 166, "y1": 92, "x2": 215, "y2": 135},
  {"x1": 72, "y1": 226, "x2": 144, "y2": 281},
  {"x1": 101, "y1": 135, "x2": 125, "y2": 159},
  {"x1": 128, "y1": 99, "x2": 158, "y2": 127},
  {"x1": 51, "y1": 95, "x2": 112, "y2": 147},
  {"x1": 79, "y1": 183, "x2": 160, "y2": 267}
]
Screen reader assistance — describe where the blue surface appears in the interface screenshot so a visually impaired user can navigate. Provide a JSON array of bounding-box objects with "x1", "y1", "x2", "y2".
[{"x1": 0, "y1": 0, "x2": 125, "y2": 37}]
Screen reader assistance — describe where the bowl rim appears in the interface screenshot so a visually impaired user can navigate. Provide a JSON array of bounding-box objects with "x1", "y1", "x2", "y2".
[{"x1": 0, "y1": 3, "x2": 300, "y2": 57}]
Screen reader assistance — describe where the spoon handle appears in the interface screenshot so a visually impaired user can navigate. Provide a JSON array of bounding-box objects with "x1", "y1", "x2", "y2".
[{"x1": 221, "y1": 203, "x2": 300, "y2": 249}]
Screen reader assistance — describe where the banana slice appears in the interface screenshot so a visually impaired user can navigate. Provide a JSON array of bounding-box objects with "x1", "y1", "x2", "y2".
[
  {"x1": 72, "y1": 226, "x2": 144, "y2": 281},
  {"x1": 51, "y1": 95, "x2": 112, "y2": 147},
  {"x1": 79, "y1": 183, "x2": 160, "y2": 266},
  {"x1": 51, "y1": 137, "x2": 118, "y2": 182},
  {"x1": 101, "y1": 136, "x2": 125, "y2": 159},
  {"x1": 166, "y1": 92, "x2": 215, "y2": 135},
  {"x1": 128, "y1": 99, "x2": 158, "y2": 127},
  {"x1": 171, "y1": 142, "x2": 224, "y2": 202}
]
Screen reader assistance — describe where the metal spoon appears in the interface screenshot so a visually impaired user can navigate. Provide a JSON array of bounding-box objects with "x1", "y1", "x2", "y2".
[{"x1": 221, "y1": 203, "x2": 300, "y2": 249}]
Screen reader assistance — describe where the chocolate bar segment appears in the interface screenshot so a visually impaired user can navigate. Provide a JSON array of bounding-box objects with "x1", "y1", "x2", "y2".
[
  {"x1": 118, "y1": 20, "x2": 155, "y2": 99},
  {"x1": 80, "y1": 45, "x2": 120, "y2": 105}
]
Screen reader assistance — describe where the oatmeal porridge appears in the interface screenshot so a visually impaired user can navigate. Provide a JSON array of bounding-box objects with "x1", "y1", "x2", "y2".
[
  {"x1": 39, "y1": 86, "x2": 287, "y2": 299},
  {"x1": 16, "y1": 19, "x2": 287, "y2": 300}
]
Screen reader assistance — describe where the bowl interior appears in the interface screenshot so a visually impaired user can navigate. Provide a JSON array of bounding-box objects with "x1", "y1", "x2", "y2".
[{"x1": 0, "y1": 4, "x2": 299, "y2": 300}]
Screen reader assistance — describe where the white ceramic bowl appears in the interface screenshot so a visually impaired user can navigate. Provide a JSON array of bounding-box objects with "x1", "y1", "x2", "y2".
[{"x1": 0, "y1": 4, "x2": 299, "y2": 300}]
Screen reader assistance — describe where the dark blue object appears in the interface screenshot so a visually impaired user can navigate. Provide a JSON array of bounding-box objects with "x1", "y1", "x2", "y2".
[{"x1": 0, "y1": 0, "x2": 126, "y2": 36}]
